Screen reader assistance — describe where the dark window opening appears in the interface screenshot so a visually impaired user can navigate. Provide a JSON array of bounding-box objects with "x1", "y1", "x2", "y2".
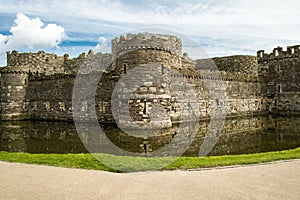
[
  {"x1": 277, "y1": 84, "x2": 281, "y2": 93},
  {"x1": 123, "y1": 64, "x2": 127, "y2": 74},
  {"x1": 278, "y1": 134, "x2": 283, "y2": 142},
  {"x1": 143, "y1": 144, "x2": 147, "y2": 153},
  {"x1": 161, "y1": 64, "x2": 164, "y2": 75},
  {"x1": 143, "y1": 101, "x2": 147, "y2": 114}
]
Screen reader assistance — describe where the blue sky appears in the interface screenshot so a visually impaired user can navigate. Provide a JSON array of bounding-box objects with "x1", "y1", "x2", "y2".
[{"x1": 0, "y1": 0, "x2": 300, "y2": 66}]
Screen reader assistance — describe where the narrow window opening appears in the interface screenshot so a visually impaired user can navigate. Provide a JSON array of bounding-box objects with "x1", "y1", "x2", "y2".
[
  {"x1": 123, "y1": 64, "x2": 127, "y2": 74},
  {"x1": 277, "y1": 84, "x2": 281, "y2": 93},
  {"x1": 143, "y1": 144, "x2": 148, "y2": 153},
  {"x1": 143, "y1": 101, "x2": 147, "y2": 114},
  {"x1": 161, "y1": 64, "x2": 164, "y2": 75},
  {"x1": 277, "y1": 65, "x2": 281, "y2": 72},
  {"x1": 278, "y1": 134, "x2": 283, "y2": 142}
]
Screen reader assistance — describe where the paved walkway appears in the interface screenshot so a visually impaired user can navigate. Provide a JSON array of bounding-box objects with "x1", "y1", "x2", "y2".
[{"x1": 0, "y1": 160, "x2": 299, "y2": 200}]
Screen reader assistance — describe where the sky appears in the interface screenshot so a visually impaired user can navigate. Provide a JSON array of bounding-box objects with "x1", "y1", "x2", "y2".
[{"x1": 0, "y1": 0, "x2": 300, "y2": 66}]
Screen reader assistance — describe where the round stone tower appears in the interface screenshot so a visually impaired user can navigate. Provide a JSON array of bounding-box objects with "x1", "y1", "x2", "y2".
[
  {"x1": 0, "y1": 70, "x2": 30, "y2": 120},
  {"x1": 110, "y1": 32, "x2": 184, "y2": 129},
  {"x1": 112, "y1": 32, "x2": 183, "y2": 73},
  {"x1": 112, "y1": 32, "x2": 182, "y2": 57}
]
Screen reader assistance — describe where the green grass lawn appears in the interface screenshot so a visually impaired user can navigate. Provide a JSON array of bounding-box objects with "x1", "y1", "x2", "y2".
[{"x1": 0, "y1": 147, "x2": 300, "y2": 173}]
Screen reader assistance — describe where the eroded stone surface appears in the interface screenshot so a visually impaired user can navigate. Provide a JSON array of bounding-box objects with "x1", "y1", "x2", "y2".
[{"x1": 0, "y1": 33, "x2": 298, "y2": 129}]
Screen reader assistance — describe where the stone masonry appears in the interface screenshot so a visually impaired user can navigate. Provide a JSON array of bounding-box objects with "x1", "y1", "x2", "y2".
[
  {"x1": 257, "y1": 46, "x2": 300, "y2": 114},
  {"x1": 0, "y1": 32, "x2": 298, "y2": 129}
]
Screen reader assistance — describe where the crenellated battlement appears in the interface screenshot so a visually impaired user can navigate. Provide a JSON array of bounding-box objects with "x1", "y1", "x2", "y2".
[
  {"x1": 112, "y1": 32, "x2": 182, "y2": 57},
  {"x1": 6, "y1": 50, "x2": 64, "y2": 67},
  {"x1": 257, "y1": 44, "x2": 300, "y2": 114},
  {"x1": 257, "y1": 45, "x2": 300, "y2": 63},
  {"x1": 4, "y1": 50, "x2": 104, "y2": 75},
  {"x1": 1, "y1": 32, "x2": 298, "y2": 123}
]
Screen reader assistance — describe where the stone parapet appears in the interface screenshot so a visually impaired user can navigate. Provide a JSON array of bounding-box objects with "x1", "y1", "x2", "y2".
[{"x1": 112, "y1": 32, "x2": 182, "y2": 57}]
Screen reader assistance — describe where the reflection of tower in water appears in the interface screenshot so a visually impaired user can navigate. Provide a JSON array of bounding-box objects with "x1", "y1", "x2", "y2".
[{"x1": 0, "y1": 116, "x2": 300, "y2": 155}]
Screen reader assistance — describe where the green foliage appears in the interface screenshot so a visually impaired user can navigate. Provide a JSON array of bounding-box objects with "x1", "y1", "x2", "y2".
[{"x1": 0, "y1": 147, "x2": 299, "y2": 173}]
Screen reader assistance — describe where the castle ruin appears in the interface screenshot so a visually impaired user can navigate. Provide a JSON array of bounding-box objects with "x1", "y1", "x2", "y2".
[{"x1": 0, "y1": 33, "x2": 299, "y2": 129}]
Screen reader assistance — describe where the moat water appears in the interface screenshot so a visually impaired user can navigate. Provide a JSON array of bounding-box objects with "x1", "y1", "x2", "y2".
[{"x1": 0, "y1": 115, "x2": 299, "y2": 156}]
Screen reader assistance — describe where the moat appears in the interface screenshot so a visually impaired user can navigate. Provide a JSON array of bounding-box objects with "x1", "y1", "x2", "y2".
[{"x1": 1, "y1": 115, "x2": 299, "y2": 156}]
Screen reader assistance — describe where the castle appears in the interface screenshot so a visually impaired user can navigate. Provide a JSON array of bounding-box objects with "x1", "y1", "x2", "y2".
[{"x1": 0, "y1": 33, "x2": 299, "y2": 129}]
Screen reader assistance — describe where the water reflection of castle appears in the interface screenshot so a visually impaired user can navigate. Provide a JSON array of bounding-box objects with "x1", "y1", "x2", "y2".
[
  {"x1": 0, "y1": 33, "x2": 299, "y2": 129},
  {"x1": 1, "y1": 116, "x2": 299, "y2": 155}
]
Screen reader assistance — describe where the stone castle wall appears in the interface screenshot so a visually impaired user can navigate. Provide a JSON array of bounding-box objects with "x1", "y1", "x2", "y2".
[
  {"x1": 6, "y1": 50, "x2": 65, "y2": 74},
  {"x1": 258, "y1": 45, "x2": 300, "y2": 114},
  {"x1": 167, "y1": 70, "x2": 262, "y2": 119},
  {"x1": 197, "y1": 55, "x2": 258, "y2": 77},
  {"x1": 20, "y1": 66, "x2": 116, "y2": 123},
  {"x1": 0, "y1": 33, "x2": 298, "y2": 126},
  {"x1": 25, "y1": 74, "x2": 75, "y2": 121}
]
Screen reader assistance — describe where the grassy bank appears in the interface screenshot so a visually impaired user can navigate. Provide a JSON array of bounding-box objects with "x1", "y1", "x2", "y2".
[{"x1": 0, "y1": 148, "x2": 300, "y2": 172}]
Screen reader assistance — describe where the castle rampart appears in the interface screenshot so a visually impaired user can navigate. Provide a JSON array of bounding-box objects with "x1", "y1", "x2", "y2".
[
  {"x1": 6, "y1": 50, "x2": 65, "y2": 75},
  {"x1": 0, "y1": 33, "x2": 298, "y2": 125},
  {"x1": 257, "y1": 45, "x2": 300, "y2": 63},
  {"x1": 197, "y1": 56, "x2": 258, "y2": 78},
  {"x1": 258, "y1": 45, "x2": 300, "y2": 114},
  {"x1": 112, "y1": 33, "x2": 182, "y2": 57}
]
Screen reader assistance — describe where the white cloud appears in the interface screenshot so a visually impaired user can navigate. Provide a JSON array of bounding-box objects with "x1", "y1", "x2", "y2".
[
  {"x1": 94, "y1": 36, "x2": 110, "y2": 53},
  {"x1": 0, "y1": 0, "x2": 299, "y2": 60},
  {"x1": 0, "y1": 13, "x2": 65, "y2": 53},
  {"x1": 0, "y1": 0, "x2": 299, "y2": 43},
  {"x1": 1, "y1": 0, "x2": 299, "y2": 26}
]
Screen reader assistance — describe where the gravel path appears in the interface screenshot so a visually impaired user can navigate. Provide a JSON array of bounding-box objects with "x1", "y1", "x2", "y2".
[{"x1": 0, "y1": 160, "x2": 299, "y2": 200}]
